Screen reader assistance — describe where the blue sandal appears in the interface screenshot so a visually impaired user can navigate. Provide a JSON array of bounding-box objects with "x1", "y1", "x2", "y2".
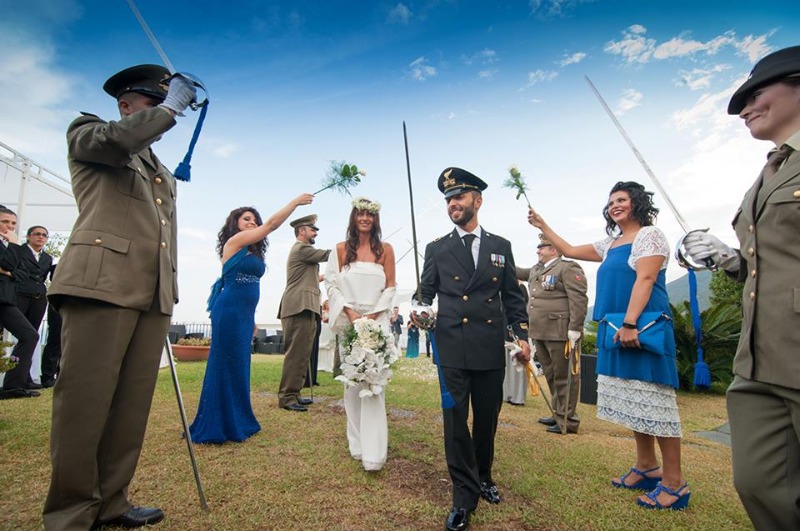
[
  {"x1": 636, "y1": 481, "x2": 691, "y2": 510},
  {"x1": 611, "y1": 466, "x2": 661, "y2": 490}
]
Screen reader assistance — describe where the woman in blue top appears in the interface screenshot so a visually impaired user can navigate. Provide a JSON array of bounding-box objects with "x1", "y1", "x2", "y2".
[
  {"x1": 189, "y1": 193, "x2": 314, "y2": 444},
  {"x1": 529, "y1": 181, "x2": 689, "y2": 510}
]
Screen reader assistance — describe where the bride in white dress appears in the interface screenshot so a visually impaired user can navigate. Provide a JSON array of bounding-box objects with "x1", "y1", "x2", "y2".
[{"x1": 325, "y1": 198, "x2": 396, "y2": 471}]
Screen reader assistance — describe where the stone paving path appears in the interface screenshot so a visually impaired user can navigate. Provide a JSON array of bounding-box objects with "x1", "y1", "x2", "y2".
[{"x1": 694, "y1": 422, "x2": 731, "y2": 447}]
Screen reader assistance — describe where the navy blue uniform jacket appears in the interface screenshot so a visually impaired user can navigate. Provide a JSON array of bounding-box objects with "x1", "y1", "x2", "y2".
[{"x1": 417, "y1": 228, "x2": 528, "y2": 370}]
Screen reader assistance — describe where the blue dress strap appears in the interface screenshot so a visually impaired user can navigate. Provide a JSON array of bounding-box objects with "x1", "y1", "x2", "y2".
[{"x1": 206, "y1": 248, "x2": 248, "y2": 313}]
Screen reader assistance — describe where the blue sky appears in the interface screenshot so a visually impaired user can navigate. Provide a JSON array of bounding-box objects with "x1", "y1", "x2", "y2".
[{"x1": 2, "y1": 0, "x2": 799, "y2": 324}]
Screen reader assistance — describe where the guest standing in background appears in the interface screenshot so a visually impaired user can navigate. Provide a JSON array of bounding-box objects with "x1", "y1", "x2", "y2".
[
  {"x1": 406, "y1": 316, "x2": 420, "y2": 359},
  {"x1": 529, "y1": 180, "x2": 688, "y2": 510},
  {"x1": 39, "y1": 264, "x2": 61, "y2": 388},
  {"x1": 15, "y1": 225, "x2": 54, "y2": 390},
  {"x1": 0, "y1": 207, "x2": 40, "y2": 400},
  {"x1": 389, "y1": 306, "x2": 403, "y2": 348},
  {"x1": 516, "y1": 234, "x2": 588, "y2": 432},
  {"x1": 190, "y1": 195, "x2": 314, "y2": 443},
  {"x1": 325, "y1": 197, "x2": 396, "y2": 471},
  {"x1": 502, "y1": 281, "x2": 529, "y2": 406},
  {"x1": 317, "y1": 300, "x2": 335, "y2": 372}
]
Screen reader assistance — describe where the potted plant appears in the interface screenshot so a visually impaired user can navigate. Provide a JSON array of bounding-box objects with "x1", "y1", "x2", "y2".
[{"x1": 172, "y1": 336, "x2": 212, "y2": 361}]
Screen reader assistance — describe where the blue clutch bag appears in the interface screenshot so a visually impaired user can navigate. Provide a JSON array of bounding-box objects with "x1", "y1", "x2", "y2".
[{"x1": 598, "y1": 311, "x2": 672, "y2": 356}]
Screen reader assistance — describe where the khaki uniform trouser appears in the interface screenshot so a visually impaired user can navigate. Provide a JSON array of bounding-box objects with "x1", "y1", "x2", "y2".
[
  {"x1": 44, "y1": 297, "x2": 169, "y2": 531},
  {"x1": 533, "y1": 339, "x2": 579, "y2": 432},
  {"x1": 278, "y1": 310, "x2": 317, "y2": 408}
]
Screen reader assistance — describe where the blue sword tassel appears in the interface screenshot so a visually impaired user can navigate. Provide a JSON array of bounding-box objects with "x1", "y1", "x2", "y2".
[
  {"x1": 173, "y1": 102, "x2": 208, "y2": 182},
  {"x1": 688, "y1": 269, "x2": 711, "y2": 389},
  {"x1": 429, "y1": 331, "x2": 455, "y2": 409}
]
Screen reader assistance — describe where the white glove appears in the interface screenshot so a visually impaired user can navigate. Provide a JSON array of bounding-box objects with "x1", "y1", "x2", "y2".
[
  {"x1": 504, "y1": 341, "x2": 524, "y2": 372},
  {"x1": 567, "y1": 330, "x2": 582, "y2": 349},
  {"x1": 682, "y1": 231, "x2": 740, "y2": 272},
  {"x1": 160, "y1": 74, "x2": 197, "y2": 116}
]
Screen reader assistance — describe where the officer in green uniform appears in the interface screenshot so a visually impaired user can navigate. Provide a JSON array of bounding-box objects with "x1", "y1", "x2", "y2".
[
  {"x1": 683, "y1": 45, "x2": 800, "y2": 530},
  {"x1": 43, "y1": 65, "x2": 195, "y2": 531}
]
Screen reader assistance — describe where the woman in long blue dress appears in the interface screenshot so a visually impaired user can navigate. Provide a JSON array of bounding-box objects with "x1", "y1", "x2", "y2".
[
  {"x1": 189, "y1": 194, "x2": 314, "y2": 444},
  {"x1": 529, "y1": 181, "x2": 689, "y2": 510},
  {"x1": 406, "y1": 318, "x2": 420, "y2": 358}
]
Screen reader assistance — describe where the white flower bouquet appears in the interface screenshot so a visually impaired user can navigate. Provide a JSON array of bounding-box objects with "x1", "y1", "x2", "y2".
[{"x1": 335, "y1": 317, "x2": 400, "y2": 398}]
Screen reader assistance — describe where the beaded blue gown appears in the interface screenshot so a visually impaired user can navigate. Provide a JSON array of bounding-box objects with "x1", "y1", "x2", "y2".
[{"x1": 189, "y1": 249, "x2": 264, "y2": 443}]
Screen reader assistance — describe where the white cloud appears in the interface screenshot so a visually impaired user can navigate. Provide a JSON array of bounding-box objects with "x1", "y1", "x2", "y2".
[
  {"x1": 559, "y1": 52, "x2": 586, "y2": 67},
  {"x1": 208, "y1": 140, "x2": 240, "y2": 158},
  {"x1": 387, "y1": 3, "x2": 413, "y2": 25},
  {"x1": 478, "y1": 69, "x2": 497, "y2": 80},
  {"x1": 523, "y1": 69, "x2": 558, "y2": 88},
  {"x1": 0, "y1": 34, "x2": 78, "y2": 167},
  {"x1": 734, "y1": 33, "x2": 774, "y2": 62},
  {"x1": 606, "y1": 26, "x2": 774, "y2": 66},
  {"x1": 408, "y1": 57, "x2": 437, "y2": 81},
  {"x1": 670, "y1": 80, "x2": 740, "y2": 130},
  {"x1": 676, "y1": 64, "x2": 730, "y2": 91},
  {"x1": 462, "y1": 48, "x2": 498, "y2": 65},
  {"x1": 615, "y1": 88, "x2": 643, "y2": 114},
  {"x1": 604, "y1": 25, "x2": 657, "y2": 63},
  {"x1": 528, "y1": 0, "x2": 593, "y2": 19}
]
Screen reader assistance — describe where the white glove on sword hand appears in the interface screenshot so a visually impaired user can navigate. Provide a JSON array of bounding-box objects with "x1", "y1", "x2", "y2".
[
  {"x1": 682, "y1": 231, "x2": 740, "y2": 272},
  {"x1": 160, "y1": 74, "x2": 197, "y2": 116}
]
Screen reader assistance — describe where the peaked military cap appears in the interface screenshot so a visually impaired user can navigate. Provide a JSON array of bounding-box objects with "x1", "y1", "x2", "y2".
[
  {"x1": 290, "y1": 214, "x2": 319, "y2": 230},
  {"x1": 103, "y1": 64, "x2": 171, "y2": 101},
  {"x1": 537, "y1": 234, "x2": 553, "y2": 248},
  {"x1": 728, "y1": 46, "x2": 800, "y2": 114},
  {"x1": 438, "y1": 167, "x2": 488, "y2": 199}
]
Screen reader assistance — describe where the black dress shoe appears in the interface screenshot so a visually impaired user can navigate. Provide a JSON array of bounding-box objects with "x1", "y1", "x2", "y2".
[
  {"x1": 96, "y1": 506, "x2": 164, "y2": 528},
  {"x1": 0, "y1": 388, "x2": 40, "y2": 399},
  {"x1": 537, "y1": 416, "x2": 557, "y2": 426},
  {"x1": 546, "y1": 424, "x2": 578, "y2": 434},
  {"x1": 41, "y1": 378, "x2": 56, "y2": 388},
  {"x1": 281, "y1": 403, "x2": 308, "y2": 412},
  {"x1": 480, "y1": 481, "x2": 501, "y2": 504},
  {"x1": 27, "y1": 382, "x2": 43, "y2": 390},
  {"x1": 444, "y1": 507, "x2": 471, "y2": 531},
  {"x1": 297, "y1": 397, "x2": 313, "y2": 405}
]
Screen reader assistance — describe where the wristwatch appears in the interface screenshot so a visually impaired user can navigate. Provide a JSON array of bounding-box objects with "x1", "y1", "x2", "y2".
[{"x1": 622, "y1": 322, "x2": 637, "y2": 329}]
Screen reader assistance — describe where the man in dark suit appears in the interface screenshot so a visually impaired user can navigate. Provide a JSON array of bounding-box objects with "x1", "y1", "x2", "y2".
[
  {"x1": 43, "y1": 64, "x2": 195, "y2": 531},
  {"x1": 0, "y1": 207, "x2": 41, "y2": 400},
  {"x1": 416, "y1": 167, "x2": 530, "y2": 531},
  {"x1": 15, "y1": 225, "x2": 54, "y2": 389}
]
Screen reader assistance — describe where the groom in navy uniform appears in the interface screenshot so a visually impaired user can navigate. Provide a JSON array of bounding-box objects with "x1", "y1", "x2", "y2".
[{"x1": 416, "y1": 167, "x2": 530, "y2": 531}]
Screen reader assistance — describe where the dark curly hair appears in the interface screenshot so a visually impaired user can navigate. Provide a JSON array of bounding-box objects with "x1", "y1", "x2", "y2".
[
  {"x1": 602, "y1": 181, "x2": 659, "y2": 236},
  {"x1": 216, "y1": 207, "x2": 267, "y2": 260},
  {"x1": 343, "y1": 208, "x2": 383, "y2": 268}
]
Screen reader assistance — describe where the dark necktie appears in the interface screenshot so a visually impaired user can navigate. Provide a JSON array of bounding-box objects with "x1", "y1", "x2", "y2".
[
  {"x1": 462, "y1": 234, "x2": 476, "y2": 273},
  {"x1": 764, "y1": 144, "x2": 793, "y2": 179}
]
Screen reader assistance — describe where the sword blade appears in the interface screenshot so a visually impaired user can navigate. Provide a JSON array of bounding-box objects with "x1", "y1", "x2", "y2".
[
  {"x1": 584, "y1": 76, "x2": 691, "y2": 233},
  {"x1": 126, "y1": 0, "x2": 177, "y2": 74}
]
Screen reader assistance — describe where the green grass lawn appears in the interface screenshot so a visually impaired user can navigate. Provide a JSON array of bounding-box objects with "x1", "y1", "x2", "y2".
[{"x1": 0, "y1": 355, "x2": 749, "y2": 530}]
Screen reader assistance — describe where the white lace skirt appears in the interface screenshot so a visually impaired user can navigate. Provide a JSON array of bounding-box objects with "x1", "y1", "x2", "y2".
[{"x1": 596, "y1": 375, "x2": 682, "y2": 438}]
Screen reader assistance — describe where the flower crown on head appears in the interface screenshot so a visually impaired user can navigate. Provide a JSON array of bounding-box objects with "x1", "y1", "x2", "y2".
[{"x1": 351, "y1": 197, "x2": 381, "y2": 214}]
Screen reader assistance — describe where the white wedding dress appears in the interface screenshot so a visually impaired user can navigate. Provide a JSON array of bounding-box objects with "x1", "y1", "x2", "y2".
[{"x1": 325, "y1": 257, "x2": 396, "y2": 471}]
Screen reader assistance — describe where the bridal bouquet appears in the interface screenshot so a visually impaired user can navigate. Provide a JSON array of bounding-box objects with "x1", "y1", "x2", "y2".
[{"x1": 335, "y1": 317, "x2": 400, "y2": 398}]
